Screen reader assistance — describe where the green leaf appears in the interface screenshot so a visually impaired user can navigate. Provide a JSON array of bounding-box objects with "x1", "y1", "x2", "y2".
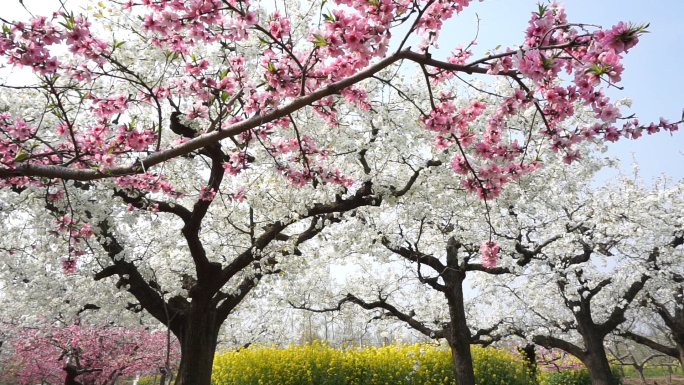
[
  {"x1": 312, "y1": 34, "x2": 328, "y2": 47},
  {"x1": 267, "y1": 61, "x2": 275, "y2": 72},
  {"x1": 539, "y1": 53, "x2": 557, "y2": 68},
  {"x1": 14, "y1": 151, "x2": 29, "y2": 162},
  {"x1": 584, "y1": 62, "x2": 605, "y2": 75},
  {"x1": 536, "y1": 3, "x2": 548, "y2": 17}
]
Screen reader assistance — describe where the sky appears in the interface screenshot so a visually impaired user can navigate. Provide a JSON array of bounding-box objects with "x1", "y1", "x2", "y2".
[{"x1": 4, "y1": 0, "x2": 683, "y2": 183}]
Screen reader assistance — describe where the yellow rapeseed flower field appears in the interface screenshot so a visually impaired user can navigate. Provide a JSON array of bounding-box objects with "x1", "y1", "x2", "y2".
[{"x1": 211, "y1": 342, "x2": 536, "y2": 385}]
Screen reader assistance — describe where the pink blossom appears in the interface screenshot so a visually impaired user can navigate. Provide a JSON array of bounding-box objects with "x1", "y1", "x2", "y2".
[
  {"x1": 450, "y1": 154, "x2": 470, "y2": 175},
  {"x1": 185, "y1": 103, "x2": 209, "y2": 119},
  {"x1": 595, "y1": 21, "x2": 640, "y2": 53},
  {"x1": 480, "y1": 241, "x2": 500, "y2": 268},
  {"x1": 199, "y1": 186, "x2": 216, "y2": 201},
  {"x1": 233, "y1": 187, "x2": 246, "y2": 202},
  {"x1": 79, "y1": 223, "x2": 94, "y2": 238},
  {"x1": 61, "y1": 257, "x2": 77, "y2": 273}
]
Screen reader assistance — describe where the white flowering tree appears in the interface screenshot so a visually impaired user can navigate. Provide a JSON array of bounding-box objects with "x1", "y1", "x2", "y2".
[
  {"x1": 0, "y1": 0, "x2": 679, "y2": 383},
  {"x1": 287, "y1": 140, "x2": 609, "y2": 385},
  {"x1": 620, "y1": 288, "x2": 684, "y2": 369},
  {"x1": 617, "y1": 179, "x2": 684, "y2": 368},
  {"x1": 486, "y1": 175, "x2": 684, "y2": 385}
]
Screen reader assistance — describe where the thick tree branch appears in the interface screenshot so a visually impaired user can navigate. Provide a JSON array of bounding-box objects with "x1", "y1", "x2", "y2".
[
  {"x1": 467, "y1": 234, "x2": 563, "y2": 274},
  {"x1": 92, "y1": 220, "x2": 183, "y2": 335},
  {"x1": 292, "y1": 293, "x2": 444, "y2": 339},
  {"x1": 183, "y1": 144, "x2": 226, "y2": 282},
  {"x1": 598, "y1": 273, "x2": 649, "y2": 336},
  {"x1": 0, "y1": 50, "x2": 511, "y2": 181},
  {"x1": 381, "y1": 240, "x2": 446, "y2": 273},
  {"x1": 113, "y1": 189, "x2": 191, "y2": 222},
  {"x1": 618, "y1": 331, "x2": 679, "y2": 358},
  {"x1": 471, "y1": 321, "x2": 504, "y2": 346},
  {"x1": 532, "y1": 334, "x2": 586, "y2": 361}
]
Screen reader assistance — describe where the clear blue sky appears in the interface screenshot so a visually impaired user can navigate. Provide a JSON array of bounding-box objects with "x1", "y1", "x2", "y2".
[{"x1": 5, "y1": 0, "x2": 683, "y2": 182}]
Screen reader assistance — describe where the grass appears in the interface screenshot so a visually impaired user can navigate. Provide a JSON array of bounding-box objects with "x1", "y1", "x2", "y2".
[{"x1": 621, "y1": 365, "x2": 683, "y2": 378}]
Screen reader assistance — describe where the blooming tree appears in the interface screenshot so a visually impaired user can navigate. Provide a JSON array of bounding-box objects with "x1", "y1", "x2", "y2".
[
  {"x1": 617, "y1": 179, "x2": 684, "y2": 368},
  {"x1": 0, "y1": 0, "x2": 679, "y2": 383},
  {"x1": 486, "y1": 176, "x2": 684, "y2": 385},
  {"x1": 0, "y1": 322, "x2": 180, "y2": 385},
  {"x1": 287, "y1": 141, "x2": 609, "y2": 385},
  {"x1": 606, "y1": 334, "x2": 673, "y2": 385},
  {"x1": 620, "y1": 290, "x2": 684, "y2": 369}
]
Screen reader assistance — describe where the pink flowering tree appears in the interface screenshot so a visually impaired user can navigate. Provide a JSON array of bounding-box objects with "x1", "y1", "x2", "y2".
[
  {"x1": 0, "y1": 0, "x2": 680, "y2": 383},
  {"x1": 536, "y1": 347, "x2": 584, "y2": 372},
  {"x1": 0, "y1": 322, "x2": 180, "y2": 385}
]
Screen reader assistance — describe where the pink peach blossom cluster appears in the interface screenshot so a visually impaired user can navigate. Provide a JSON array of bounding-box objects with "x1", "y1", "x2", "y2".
[
  {"x1": 430, "y1": 3, "x2": 678, "y2": 200},
  {"x1": 479, "y1": 240, "x2": 500, "y2": 268}
]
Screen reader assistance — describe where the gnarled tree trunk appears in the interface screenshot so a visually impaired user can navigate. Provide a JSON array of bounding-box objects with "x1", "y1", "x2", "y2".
[
  {"x1": 444, "y1": 270, "x2": 476, "y2": 385},
  {"x1": 582, "y1": 339, "x2": 616, "y2": 385},
  {"x1": 173, "y1": 304, "x2": 221, "y2": 385}
]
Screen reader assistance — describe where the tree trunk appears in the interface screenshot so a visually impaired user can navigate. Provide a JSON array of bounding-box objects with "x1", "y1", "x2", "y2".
[
  {"x1": 173, "y1": 306, "x2": 220, "y2": 385},
  {"x1": 445, "y1": 272, "x2": 476, "y2": 385},
  {"x1": 674, "y1": 331, "x2": 684, "y2": 369},
  {"x1": 634, "y1": 365, "x2": 647, "y2": 385},
  {"x1": 448, "y1": 341, "x2": 476, "y2": 385},
  {"x1": 582, "y1": 341, "x2": 616, "y2": 385}
]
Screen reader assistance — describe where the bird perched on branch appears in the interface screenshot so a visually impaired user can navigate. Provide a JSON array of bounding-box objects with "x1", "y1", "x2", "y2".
[{"x1": 169, "y1": 111, "x2": 197, "y2": 139}]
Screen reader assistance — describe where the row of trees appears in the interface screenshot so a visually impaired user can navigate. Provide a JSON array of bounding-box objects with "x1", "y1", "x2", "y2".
[
  {"x1": 2, "y1": 161, "x2": 682, "y2": 384},
  {"x1": 0, "y1": 0, "x2": 681, "y2": 384},
  {"x1": 282, "y1": 157, "x2": 683, "y2": 385}
]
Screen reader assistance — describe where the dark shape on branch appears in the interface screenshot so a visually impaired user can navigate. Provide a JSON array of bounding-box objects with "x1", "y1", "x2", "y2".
[{"x1": 170, "y1": 111, "x2": 197, "y2": 139}]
